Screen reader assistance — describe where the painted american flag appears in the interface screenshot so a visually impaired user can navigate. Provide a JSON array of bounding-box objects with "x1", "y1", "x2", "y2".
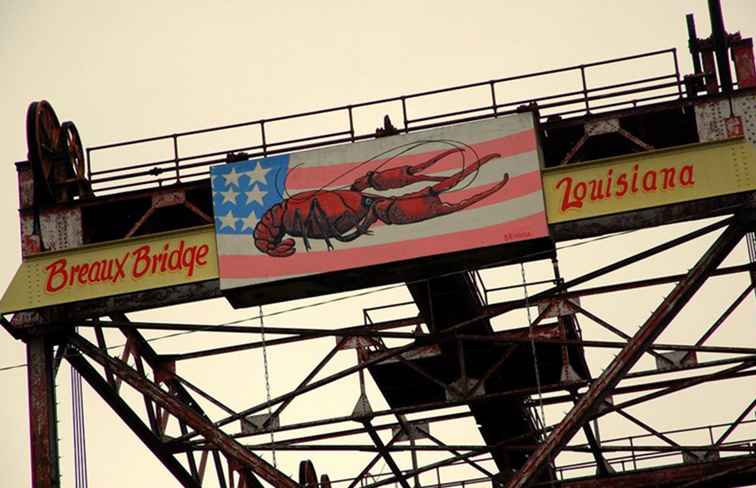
[{"x1": 211, "y1": 113, "x2": 549, "y2": 291}]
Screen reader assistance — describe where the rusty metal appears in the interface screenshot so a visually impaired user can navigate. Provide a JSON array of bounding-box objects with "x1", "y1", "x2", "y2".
[
  {"x1": 86, "y1": 48, "x2": 682, "y2": 193},
  {"x1": 60, "y1": 121, "x2": 93, "y2": 198},
  {"x1": 67, "y1": 332, "x2": 298, "y2": 488},
  {"x1": 66, "y1": 349, "x2": 200, "y2": 487},
  {"x1": 694, "y1": 284, "x2": 753, "y2": 346},
  {"x1": 508, "y1": 216, "x2": 750, "y2": 487},
  {"x1": 298, "y1": 460, "x2": 318, "y2": 487},
  {"x1": 554, "y1": 455, "x2": 756, "y2": 488},
  {"x1": 363, "y1": 420, "x2": 412, "y2": 488},
  {"x1": 26, "y1": 101, "x2": 90, "y2": 205},
  {"x1": 708, "y1": 0, "x2": 733, "y2": 93},
  {"x1": 714, "y1": 398, "x2": 756, "y2": 446},
  {"x1": 26, "y1": 335, "x2": 60, "y2": 488}
]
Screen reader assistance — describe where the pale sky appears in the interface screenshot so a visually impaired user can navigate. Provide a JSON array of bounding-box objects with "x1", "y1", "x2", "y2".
[{"x1": 1, "y1": 1, "x2": 756, "y2": 487}]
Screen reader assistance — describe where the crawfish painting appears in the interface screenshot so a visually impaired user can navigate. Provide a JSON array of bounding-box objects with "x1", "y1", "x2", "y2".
[{"x1": 253, "y1": 146, "x2": 510, "y2": 257}]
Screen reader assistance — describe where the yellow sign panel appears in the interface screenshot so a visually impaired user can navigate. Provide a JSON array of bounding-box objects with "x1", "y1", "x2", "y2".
[
  {"x1": 0, "y1": 226, "x2": 218, "y2": 314},
  {"x1": 543, "y1": 138, "x2": 756, "y2": 223}
]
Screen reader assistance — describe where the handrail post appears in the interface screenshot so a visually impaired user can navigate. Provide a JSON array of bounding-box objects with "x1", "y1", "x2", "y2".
[
  {"x1": 580, "y1": 65, "x2": 590, "y2": 114},
  {"x1": 629, "y1": 436, "x2": 637, "y2": 470},
  {"x1": 672, "y1": 48, "x2": 683, "y2": 99},
  {"x1": 172, "y1": 134, "x2": 180, "y2": 182},
  {"x1": 348, "y1": 106, "x2": 355, "y2": 142},
  {"x1": 401, "y1": 97, "x2": 409, "y2": 133},
  {"x1": 490, "y1": 81, "x2": 498, "y2": 117},
  {"x1": 261, "y1": 121, "x2": 268, "y2": 156},
  {"x1": 86, "y1": 148, "x2": 92, "y2": 181}
]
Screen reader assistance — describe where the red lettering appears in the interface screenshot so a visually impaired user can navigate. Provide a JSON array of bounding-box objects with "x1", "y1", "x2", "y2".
[
  {"x1": 69, "y1": 264, "x2": 81, "y2": 287},
  {"x1": 45, "y1": 258, "x2": 68, "y2": 293},
  {"x1": 132, "y1": 245, "x2": 151, "y2": 278},
  {"x1": 87, "y1": 261, "x2": 101, "y2": 283},
  {"x1": 168, "y1": 240, "x2": 184, "y2": 271},
  {"x1": 642, "y1": 170, "x2": 658, "y2": 192},
  {"x1": 616, "y1": 174, "x2": 628, "y2": 197},
  {"x1": 77, "y1": 263, "x2": 90, "y2": 285},
  {"x1": 574, "y1": 181, "x2": 587, "y2": 204},
  {"x1": 606, "y1": 168, "x2": 614, "y2": 197},
  {"x1": 196, "y1": 244, "x2": 209, "y2": 266},
  {"x1": 182, "y1": 245, "x2": 198, "y2": 277},
  {"x1": 589, "y1": 179, "x2": 604, "y2": 200},
  {"x1": 660, "y1": 168, "x2": 676, "y2": 189},
  {"x1": 557, "y1": 176, "x2": 582, "y2": 211}
]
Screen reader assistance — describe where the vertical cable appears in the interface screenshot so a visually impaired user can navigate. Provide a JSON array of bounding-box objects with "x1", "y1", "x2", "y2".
[
  {"x1": 747, "y1": 232, "x2": 756, "y2": 299},
  {"x1": 259, "y1": 306, "x2": 277, "y2": 467},
  {"x1": 71, "y1": 327, "x2": 88, "y2": 488},
  {"x1": 522, "y1": 264, "x2": 557, "y2": 484},
  {"x1": 521, "y1": 263, "x2": 547, "y2": 429}
]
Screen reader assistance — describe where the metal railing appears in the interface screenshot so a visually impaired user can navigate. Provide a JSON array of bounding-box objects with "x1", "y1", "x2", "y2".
[
  {"x1": 85, "y1": 48, "x2": 684, "y2": 194},
  {"x1": 324, "y1": 418, "x2": 756, "y2": 487}
]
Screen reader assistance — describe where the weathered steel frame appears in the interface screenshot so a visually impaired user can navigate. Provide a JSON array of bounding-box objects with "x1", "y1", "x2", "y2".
[
  {"x1": 508, "y1": 212, "x2": 755, "y2": 487},
  {"x1": 9, "y1": 207, "x2": 756, "y2": 487}
]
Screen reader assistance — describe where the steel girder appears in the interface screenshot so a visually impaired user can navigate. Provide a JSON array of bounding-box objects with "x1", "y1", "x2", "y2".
[{"x1": 508, "y1": 213, "x2": 754, "y2": 487}]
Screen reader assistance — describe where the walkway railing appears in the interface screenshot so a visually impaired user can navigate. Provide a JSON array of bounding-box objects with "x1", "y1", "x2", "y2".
[
  {"x1": 326, "y1": 418, "x2": 756, "y2": 487},
  {"x1": 86, "y1": 48, "x2": 683, "y2": 194}
]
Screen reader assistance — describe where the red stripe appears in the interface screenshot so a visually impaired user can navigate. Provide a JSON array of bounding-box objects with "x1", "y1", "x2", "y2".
[
  {"x1": 220, "y1": 212, "x2": 548, "y2": 279},
  {"x1": 285, "y1": 129, "x2": 536, "y2": 190},
  {"x1": 366, "y1": 170, "x2": 542, "y2": 228}
]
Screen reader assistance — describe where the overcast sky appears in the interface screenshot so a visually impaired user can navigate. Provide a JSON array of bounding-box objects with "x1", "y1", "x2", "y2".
[{"x1": 1, "y1": 1, "x2": 755, "y2": 487}]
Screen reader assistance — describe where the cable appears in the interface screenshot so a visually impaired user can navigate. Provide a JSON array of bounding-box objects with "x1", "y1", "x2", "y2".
[
  {"x1": 0, "y1": 363, "x2": 26, "y2": 372},
  {"x1": 259, "y1": 305, "x2": 277, "y2": 467},
  {"x1": 521, "y1": 263, "x2": 547, "y2": 429}
]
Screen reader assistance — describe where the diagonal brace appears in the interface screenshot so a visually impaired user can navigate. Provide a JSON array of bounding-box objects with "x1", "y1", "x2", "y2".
[
  {"x1": 68, "y1": 332, "x2": 298, "y2": 488},
  {"x1": 508, "y1": 216, "x2": 750, "y2": 487}
]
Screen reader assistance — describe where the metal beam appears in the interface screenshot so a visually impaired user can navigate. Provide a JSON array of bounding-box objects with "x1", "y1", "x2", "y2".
[
  {"x1": 363, "y1": 421, "x2": 411, "y2": 488},
  {"x1": 346, "y1": 430, "x2": 403, "y2": 488},
  {"x1": 174, "y1": 342, "x2": 417, "y2": 442},
  {"x1": 555, "y1": 454, "x2": 756, "y2": 488},
  {"x1": 508, "y1": 216, "x2": 748, "y2": 487},
  {"x1": 68, "y1": 332, "x2": 298, "y2": 488},
  {"x1": 26, "y1": 335, "x2": 60, "y2": 488},
  {"x1": 66, "y1": 350, "x2": 200, "y2": 487}
]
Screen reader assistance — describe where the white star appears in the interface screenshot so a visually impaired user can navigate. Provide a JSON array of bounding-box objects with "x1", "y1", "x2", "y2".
[
  {"x1": 219, "y1": 213, "x2": 239, "y2": 231},
  {"x1": 247, "y1": 163, "x2": 271, "y2": 186},
  {"x1": 223, "y1": 169, "x2": 242, "y2": 189},
  {"x1": 246, "y1": 185, "x2": 266, "y2": 205},
  {"x1": 241, "y1": 214, "x2": 259, "y2": 231},
  {"x1": 220, "y1": 189, "x2": 238, "y2": 205}
]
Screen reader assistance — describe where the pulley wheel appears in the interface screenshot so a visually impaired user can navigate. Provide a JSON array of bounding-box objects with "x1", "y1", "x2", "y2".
[
  {"x1": 61, "y1": 120, "x2": 93, "y2": 198},
  {"x1": 26, "y1": 100, "x2": 63, "y2": 203},
  {"x1": 61, "y1": 121, "x2": 85, "y2": 181}
]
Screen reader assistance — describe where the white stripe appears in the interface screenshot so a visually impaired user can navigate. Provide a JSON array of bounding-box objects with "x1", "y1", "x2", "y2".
[{"x1": 219, "y1": 190, "x2": 545, "y2": 255}]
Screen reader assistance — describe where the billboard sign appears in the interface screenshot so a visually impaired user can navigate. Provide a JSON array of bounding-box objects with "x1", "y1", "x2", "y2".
[
  {"x1": 211, "y1": 114, "x2": 549, "y2": 295},
  {"x1": 0, "y1": 227, "x2": 218, "y2": 314},
  {"x1": 543, "y1": 138, "x2": 756, "y2": 223}
]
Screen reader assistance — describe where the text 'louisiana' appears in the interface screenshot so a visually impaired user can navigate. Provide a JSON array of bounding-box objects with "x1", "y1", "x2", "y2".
[{"x1": 556, "y1": 162, "x2": 695, "y2": 212}]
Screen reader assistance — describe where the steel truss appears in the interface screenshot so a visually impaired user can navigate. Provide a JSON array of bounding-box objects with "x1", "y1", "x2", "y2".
[{"x1": 8, "y1": 207, "x2": 753, "y2": 487}]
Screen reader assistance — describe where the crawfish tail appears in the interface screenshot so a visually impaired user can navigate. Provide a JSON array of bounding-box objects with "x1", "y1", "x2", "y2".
[{"x1": 254, "y1": 203, "x2": 296, "y2": 257}]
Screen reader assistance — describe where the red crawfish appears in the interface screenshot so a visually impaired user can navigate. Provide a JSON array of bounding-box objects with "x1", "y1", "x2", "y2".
[{"x1": 253, "y1": 148, "x2": 509, "y2": 257}]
